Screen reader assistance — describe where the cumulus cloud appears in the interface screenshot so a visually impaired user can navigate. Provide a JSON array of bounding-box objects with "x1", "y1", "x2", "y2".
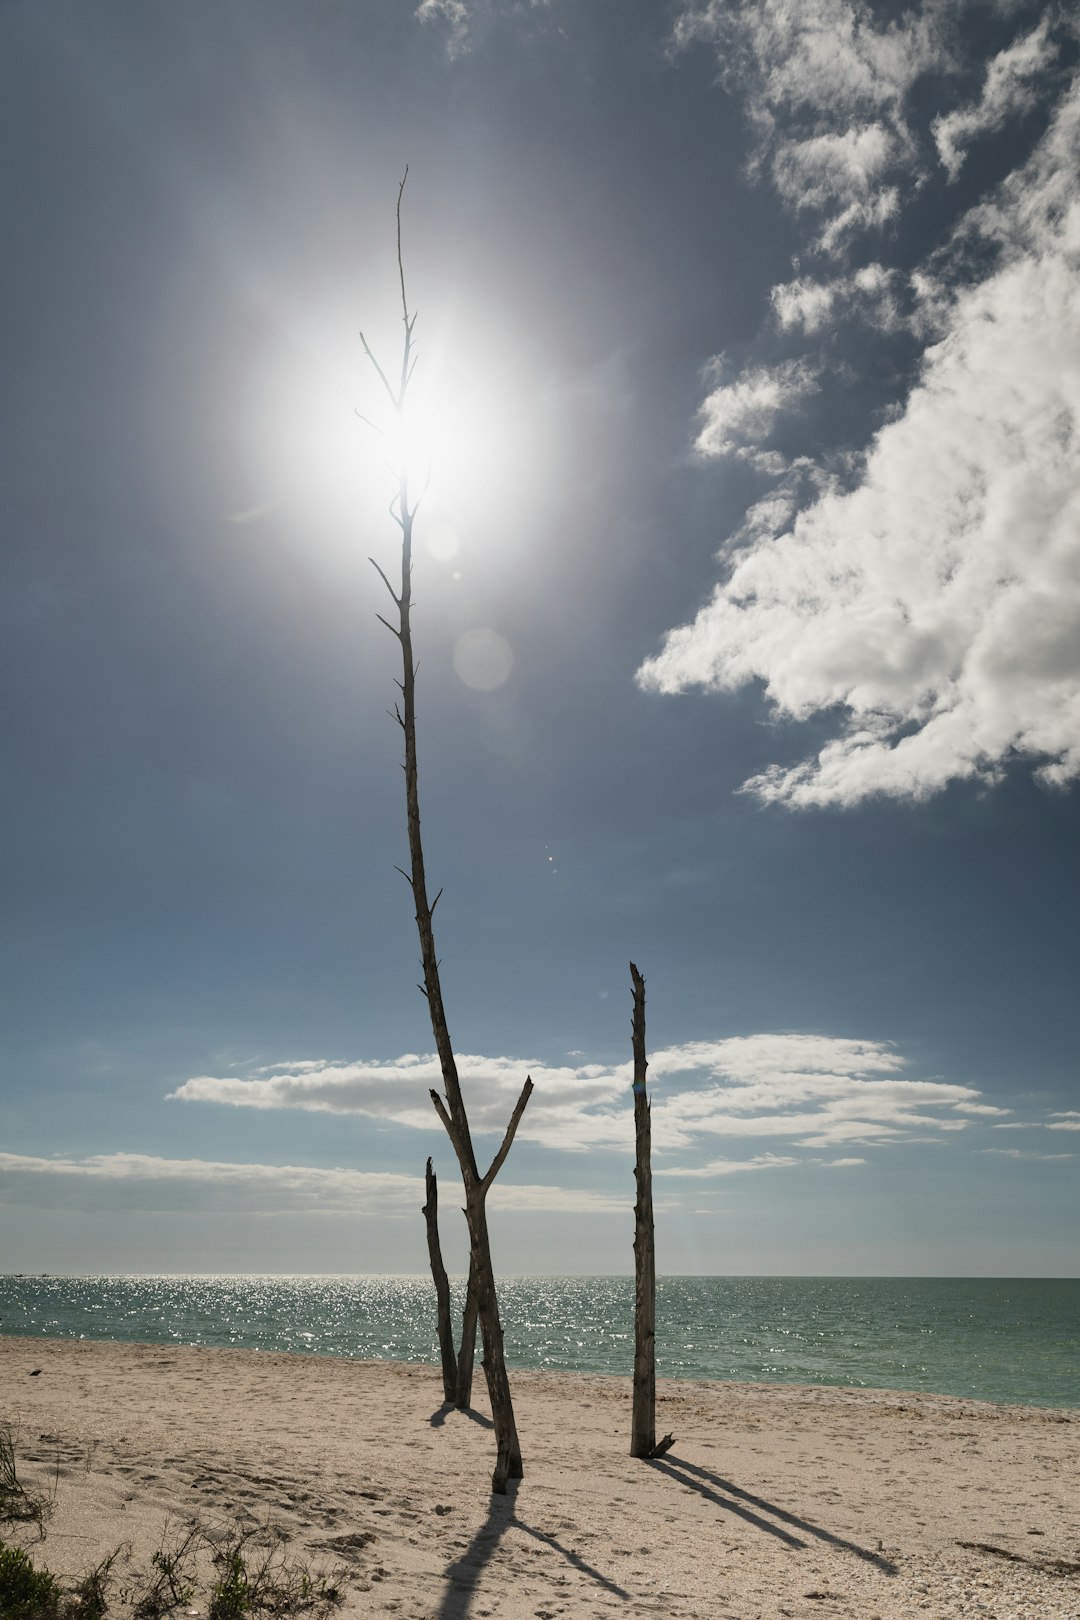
[
  {"x1": 674, "y1": 0, "x2": 943, "y2": 118},
  {"x1": 772, "y1": 264, "x2": 899, "y2": 333},
  {"x1": 174, "y1": 1033, "x2": 1010, "y2": 1158},
  {"x1": 933, "y1": 16, "x2": 1058, "y2": 180},
  {"x1": 694, "y1": 359, "x2": 818, "y2": 460},
  {"x1": 674, "y1": 0, "x2": 950, "y2": 253},
  {"x1": 639, "y1": 75, "x2": 1080, "y2": 807},
  {"x1": 0, "y1": 1151, "x2": 624, "y2": 1216},
  {"x1": 773, "y1": 124, "x2": 896, "y2": 213}
]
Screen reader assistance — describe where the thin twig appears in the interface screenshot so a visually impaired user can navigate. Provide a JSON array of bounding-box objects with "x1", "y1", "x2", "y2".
[
  {"x1": 369, "y1": 556, "x2": 402, "y2": 605},
  {"x1": 396, "y1": 167, "x2": 410, "y2": 325},
  {"x1": 355, "y1": 408, "x2": 389, "y2": 438},
  {"x1": 359, "y1": 332, "x2": 399, "y2": 408}
]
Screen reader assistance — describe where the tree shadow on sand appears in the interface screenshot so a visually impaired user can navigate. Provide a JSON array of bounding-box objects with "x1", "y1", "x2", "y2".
[
  {"x1": 648, "y1": 1454, "x2": 898, "y2": 1575},
  {"x1": 435, "y1": 1480, "x2": 631, "y2": 1620},
  {"x1": 429, "y1": 1403, "x2": 494, "y2": 1430}
]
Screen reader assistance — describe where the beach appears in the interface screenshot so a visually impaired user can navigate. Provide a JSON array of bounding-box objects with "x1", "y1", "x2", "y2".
[{"x1": 2, "y1": 1335, "x2": 1077, "y2": 1620}]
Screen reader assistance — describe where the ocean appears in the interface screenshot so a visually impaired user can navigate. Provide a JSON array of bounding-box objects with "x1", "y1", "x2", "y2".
[{"x1": 1, "y1": 1274, "x2": 1076, "y2": 1409}]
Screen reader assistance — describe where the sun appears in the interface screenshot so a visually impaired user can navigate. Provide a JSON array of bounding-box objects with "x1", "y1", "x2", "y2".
[{"x1": 230, "y1": 301, "x2": 532, "y2": 566}]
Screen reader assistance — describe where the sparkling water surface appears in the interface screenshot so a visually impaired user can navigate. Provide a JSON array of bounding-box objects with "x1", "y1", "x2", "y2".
[{"x1": 1, "y1": 1274, "x2": 1076, "y2": 1409}]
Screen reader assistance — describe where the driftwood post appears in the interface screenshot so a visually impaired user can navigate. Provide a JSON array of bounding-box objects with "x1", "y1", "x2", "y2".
[
  {"x1": 423, "y1": 1158, "x2": 458, "y2": 1403},
  {"x1": 630, "y1": 961, "x2": 673, "y2": 1460},
  {"x1": 364, "y1": 172, "x2": 533, "y2": 1493}
]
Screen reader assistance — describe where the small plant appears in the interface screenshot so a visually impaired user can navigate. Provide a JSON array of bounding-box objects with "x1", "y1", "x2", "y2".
[
  {"x1": 209, "y1": 1547, "x2": 250, "y2": 1620},
  {"x1": 207, "y1": 1524, "x2": 343, "y2": 1619},
  {"x1": 0, "y1": 1540, "x2": 63, "y2": 1620},
  {"x1": 66, "y1": 1549, "x2": 123, "y2": 1620},
  {"x1": 0, "y1": 1423, "x2": 53, "y2": 1535},
  {"x1": 131, "y1": 1520, "x2": 200, "y2": 1620}
]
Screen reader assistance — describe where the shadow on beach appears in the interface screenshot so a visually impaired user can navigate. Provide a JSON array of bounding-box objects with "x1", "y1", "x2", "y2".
[
  {"x1": 435, "y1": 1480, "x2": 631, "y2": 1620},
  {"x1": 648, "y1": 1453, "x2": 898, "y2": 1575},
  {"x1": 429, "y1": 1402, "x2": 494, "y2": 1430}
]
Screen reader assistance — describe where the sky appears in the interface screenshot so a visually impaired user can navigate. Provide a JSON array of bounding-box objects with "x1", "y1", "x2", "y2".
[{"x1": 2, "y1": 0, "x2": 1078, "y2": 1278}]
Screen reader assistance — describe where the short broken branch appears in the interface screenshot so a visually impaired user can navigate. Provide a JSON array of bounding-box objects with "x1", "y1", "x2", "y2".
[{"x1": 429, "y1": 1088, "x2": 455, "y2": 1141}]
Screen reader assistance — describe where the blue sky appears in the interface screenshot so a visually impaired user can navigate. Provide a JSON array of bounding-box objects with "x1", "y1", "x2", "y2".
[{"x1": 2, "y1": 0, "x2": 1077, "y2": 1277}]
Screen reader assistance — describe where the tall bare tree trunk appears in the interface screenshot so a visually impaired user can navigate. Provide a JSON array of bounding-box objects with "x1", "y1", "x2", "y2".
[
  {"x1": 630, "y1": 961, "x2": 656, "y2": 1458},
  {"x1": 364, "y1": 172, "x2": 532, "y2": 1493},
  {"x1": 629, "y1": 962, "x2": 674, "y2": 1460},
  {"x1": 423, "y1": 1158, "x2": 458, "y2": 1403}
]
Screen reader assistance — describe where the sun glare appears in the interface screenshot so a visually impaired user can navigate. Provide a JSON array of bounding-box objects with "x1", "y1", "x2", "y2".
[{"x1": 235, "y1": 307, "x2": 532, "y2": 577}]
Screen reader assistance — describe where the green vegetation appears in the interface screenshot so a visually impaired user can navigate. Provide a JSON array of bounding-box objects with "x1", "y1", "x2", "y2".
[
  {"x1": 65, "y1": 1550, "x2": 122, "y2": 1620},
  {"x1": 207, "y1": 1523, "x2": 343, "y2": 1619},
  {"x1": 0, "y1": 1541, "x2": 122, "y2": 1620},
  {"x1": 131, "y1": 1521, "x2": 199, "y2": 1620},
  {"x1": 0, "y1": 1541, "x2": 64, "y2": 1620},
  {"x1": 0, "y1": 1522, "x2": 343, "y2": 1620},
  {"x1": 1, "y1": 1422, "x2": 342, "y2": 1620}
]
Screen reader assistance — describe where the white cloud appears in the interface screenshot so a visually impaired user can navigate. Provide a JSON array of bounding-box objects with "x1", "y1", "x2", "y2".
[
  {"x1": 639, "y1": 76, "x2": 1080, "y2": 807},
  {"x1": 0, "y1": 1151, "x2": 421, "y2": 1214},
  {"x1": 173, "y1": 1053, "x2": 635, "y2": 1154},
  {"x1": 673, "y1": 0, "x2": 951, "y2": 253},
  {"x1": 416, "y1": 0, "x2": 471, "y2": 58},
  {"x1": 0, "y1": 1151, "x2": 623, "y2": 1216},
  {"x1": 674, "y1": 0, "x2": 944, "y2": 119},
  {"x1": 773, "y1": 124, "x2": 896, "y2": 212},
  {"x1": 992, "y1": 1109, "x2": 1080, "y2": 1134},
  {"x1": 694, "y1": 359, "x2": 818, "y2": 459},
  {"x1": 978, "y1": 1148, "x2": 1074, "y2": 1159},
  {"x1": 771, "y1": 264, "x2": 901, "y2": 335},
  {"x1": 933, "y1": 17, "x2": 1058, "y2": 180},
  {"x1": 815, "y1": 185, "x2": 900, "y2": 256},
  {"x1": 657, "y1": 1150, "x2": 866, "y2": 1177},
  {"x1": 488, "y1": 1182, "x2": 626, "y2": 1213},
  {"x1": 656, "y1": 1153, "x2": 799, "y2": 1178},
  {"x1": 772, "y1": 278, "x2": 838, "y2": 334},
  {"x1": 174, "y1": 1033, "x2": 1010, "y2": 1158}
]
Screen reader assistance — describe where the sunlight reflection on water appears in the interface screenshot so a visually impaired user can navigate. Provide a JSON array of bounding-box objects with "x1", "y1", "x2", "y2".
[{"x1": 1, "y1": 1274, "x2": 1076, "y2": 1408}]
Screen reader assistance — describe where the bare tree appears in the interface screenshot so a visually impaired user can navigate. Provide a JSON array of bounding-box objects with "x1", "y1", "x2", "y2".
[
  {"x1": 629, "y1": 961, "x2": 673, "y2": 1460},
  {"x1": 423, "y1": 1167, "x2": 479, "y2": 1410},
  {"x1": 364, "y1": 171, "x2": 533, "y2": 1493},
  {"x1": 422, "y1": 1158, "x2": 457, "y2": 1403}
]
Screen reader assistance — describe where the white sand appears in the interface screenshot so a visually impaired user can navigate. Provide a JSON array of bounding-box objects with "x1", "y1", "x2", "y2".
[{"x1": 2, "y1": 1335, "x2": 1078, "y2": 1619}]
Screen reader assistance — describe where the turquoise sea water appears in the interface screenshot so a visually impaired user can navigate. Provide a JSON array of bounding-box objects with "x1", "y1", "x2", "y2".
[{"x1": 1, "y1": 1274, "x2": 1076, "y2": 1409}]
